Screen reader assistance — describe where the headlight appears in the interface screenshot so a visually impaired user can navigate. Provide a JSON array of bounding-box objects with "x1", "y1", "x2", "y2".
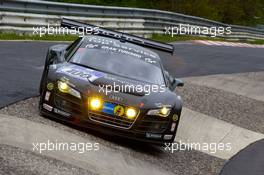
[
  {"x1": 57, "y1": 81, "x2": 81, "y2": 99},
  {"x1": 89, "y1": 98, "x2": 103, "y2": 110},
  {"x1": 58, "y1": 81, "x2": 69, "y2": 93},
  {"x1": 125, "y1": 107, "x2": 137, "y2": 119},
  {"x1": 160, "y1": 107, "x2": 169, "y2": 115},
  {"x1": 147, "y1": 107, "x2": 171, "y2": 117}
]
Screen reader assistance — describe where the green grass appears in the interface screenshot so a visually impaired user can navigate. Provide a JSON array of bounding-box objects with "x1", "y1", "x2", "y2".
[
  {"x1": 0, "y1": 33, "x2": 78, "y2": 41},
  {"x1": 0, "y1": 32, "x2": 263, "y2": 45},
  {"x1": 249, "y1": 39, "x2": 264, "y2": 45}
]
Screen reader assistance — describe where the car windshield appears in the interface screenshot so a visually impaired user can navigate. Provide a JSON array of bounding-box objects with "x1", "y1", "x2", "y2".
[{"x1": 69, "y1": 46, "x2": 165, "y2": 85}]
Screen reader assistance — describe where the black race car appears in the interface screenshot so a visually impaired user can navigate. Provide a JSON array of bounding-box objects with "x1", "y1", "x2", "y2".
[{"x1": 39, "y1": 19, "x2": 183, "y2": 144}]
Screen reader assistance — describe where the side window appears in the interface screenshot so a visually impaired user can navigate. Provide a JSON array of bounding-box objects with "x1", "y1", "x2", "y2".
[
  {"x1": 65, "y1": 37, "x2": 82, "y2": 59},
  {"x1": 164, "y1": 70, "x2": 174, "y2": 89}
]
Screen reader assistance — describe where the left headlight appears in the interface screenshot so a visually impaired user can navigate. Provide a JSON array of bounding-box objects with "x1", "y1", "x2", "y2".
[
  {"x1": 57, "y1": 81, "x2": 81, "y2": 99},
  {"x1": 147, "y1": 107, "x2": 171, "y2": 117}
]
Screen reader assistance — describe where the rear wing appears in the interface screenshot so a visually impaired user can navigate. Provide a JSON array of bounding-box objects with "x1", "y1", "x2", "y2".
[{"x1": 61, "y1": 18, "x2": 174, "y2": 54}]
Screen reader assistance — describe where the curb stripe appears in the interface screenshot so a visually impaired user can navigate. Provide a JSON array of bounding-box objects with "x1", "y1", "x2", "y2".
[
  {"x1": 194, "y1": 40, "x2": 264, "y2": 48},
  {"x1": 0, "y1": 114, "x2": 172, "y2": 175},
  {"x1": 176, "y1": 108, "x2": 264, "y2": 159}
]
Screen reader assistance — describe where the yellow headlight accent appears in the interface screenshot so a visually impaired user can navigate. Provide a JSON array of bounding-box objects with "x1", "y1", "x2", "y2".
[
  {"x1": 160, "y1": 107, "x2": 169, "y2": 115},
  {"x1": 126, "y1": 108, "x2": 137, "y2": 119},
  {"x1": 172, "y1": 114, "x2": 179, "y2": 121},
  {"x1": 58, "y1": 81, "x2": 69, "y2": 93},
  {"x1": 47, "y1": 83, "x2": 54, "y2": 91},
  {"x1": 90, "y1": 98, "x2": 102, "y2": 110}
]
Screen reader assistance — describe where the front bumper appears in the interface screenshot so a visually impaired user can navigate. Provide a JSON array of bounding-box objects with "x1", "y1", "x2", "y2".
[{"x1": 40, "y1": 90, "x2": 180, "y2": 144}]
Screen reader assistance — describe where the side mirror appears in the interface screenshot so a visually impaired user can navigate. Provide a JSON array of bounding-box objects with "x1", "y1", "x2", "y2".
[
  {"x1": 47, "y1": 51, "x2": 58, "y2": 65},
  {"x1": 175, "y1": 78, "x2": 184, "y2": 87},
  {"x1": 171, "y1": 78, "x2": 184, "y2": 90},
  {"x1": 47, "y1": 44, "x2": 68, "y2": 65}
]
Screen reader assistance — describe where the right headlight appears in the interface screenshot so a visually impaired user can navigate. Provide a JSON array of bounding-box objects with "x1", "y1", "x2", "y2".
[
  {"x1": 89, "y1": 97, "x2": 103, "y2": 111},
  {"x1": 147, "y1": 107, "x2": 171, "y2": 117},
  {"x1": 57, "y1": 81, "x2": 81, "y2": 99}
]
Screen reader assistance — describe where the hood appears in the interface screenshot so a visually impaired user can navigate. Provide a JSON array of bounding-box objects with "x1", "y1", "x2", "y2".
[{"x1": 52, "y1": 63, "x2": 177, "y2": 108}]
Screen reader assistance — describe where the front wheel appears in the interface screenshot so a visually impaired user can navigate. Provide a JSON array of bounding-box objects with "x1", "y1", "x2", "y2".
[{"x1": 38, "y1": 87, "x2": 45, "y2": 116}]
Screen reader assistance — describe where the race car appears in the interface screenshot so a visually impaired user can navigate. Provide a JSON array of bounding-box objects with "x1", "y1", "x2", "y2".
[{"x1": 39, "y1": 18, "x2": 183, "y2": 144}]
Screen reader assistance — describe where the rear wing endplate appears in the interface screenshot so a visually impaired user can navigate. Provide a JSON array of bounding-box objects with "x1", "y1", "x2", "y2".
[{"x1": 61, "y1": 18, "x2": 174, "y2": 54}]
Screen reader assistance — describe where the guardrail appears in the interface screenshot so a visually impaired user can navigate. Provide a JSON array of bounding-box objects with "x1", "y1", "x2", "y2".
[{"x1": 0, "y1": 0, "x2": 263, "y2": 40}]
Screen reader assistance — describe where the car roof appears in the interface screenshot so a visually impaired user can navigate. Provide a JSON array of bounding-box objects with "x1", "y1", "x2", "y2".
[{"x1": 82, "y1": 35, "x2": 161, "y2": 62}]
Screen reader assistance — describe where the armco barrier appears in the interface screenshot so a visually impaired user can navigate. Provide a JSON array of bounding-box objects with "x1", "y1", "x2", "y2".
[{"x1": 0, "y1": 0, "x2": 263, "y2": 39}]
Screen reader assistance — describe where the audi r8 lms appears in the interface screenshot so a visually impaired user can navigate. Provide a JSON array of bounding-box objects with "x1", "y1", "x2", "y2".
[{"x1": 39, "y1": 19, "x2": 184, "y2": 144}]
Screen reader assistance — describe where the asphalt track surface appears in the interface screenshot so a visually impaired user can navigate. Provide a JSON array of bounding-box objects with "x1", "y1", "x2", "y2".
[
  {"x1": 0, "y1": 40, "x2": 264, "y2": 174},
  {"x1": 0, "y1": 41, "x2": 53, "y2": 108},
  {"x1": 220, "y1": 139, "x2": 264, "y2": 175},
  {"x1": 162, "y1": 43, "x2": 264, "y2": 77}
]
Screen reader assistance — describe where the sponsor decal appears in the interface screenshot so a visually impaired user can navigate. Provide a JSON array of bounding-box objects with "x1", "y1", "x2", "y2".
[
  {"x1": 144, "y1": 57, "x2": 156, "y2": 64},
  {"x1": 164, "y1": 135, "x2": 173, "y2": 140},
  {"x1": 54, "y1": 108, "x2": 71, "y2": 117},
  {"x1": 56, "y1": 65, "x2": 105, "y2": 82},
  {"x1": 146, "y1": 133, "x2": 162, "y2": 139},
  {"x1": 101, "y1": 102, "x2": 115, "y2": 115},
  {"x1": 113, "y1": 105, "x2": 125, "y2": 116},
  {"x1": 44, "y1": 91, "x2": 51, "y2": 101},
  {"x1": 171, "y1": 122, "x2": 177, "y2": 132},
  {"x1": 43, "y1": 103, "x2": 53, "y2": 111},
  {"x1": 86, "y1": 37, "x2": 157, "y2": 59},
  {"x1": 85, "y1": 44, "x2": 99, "y2": 49}
]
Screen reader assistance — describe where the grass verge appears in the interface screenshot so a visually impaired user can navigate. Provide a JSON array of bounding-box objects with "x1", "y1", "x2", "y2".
[{"x1": 0, "y1": 33, "x2": 78, "y2": 41}]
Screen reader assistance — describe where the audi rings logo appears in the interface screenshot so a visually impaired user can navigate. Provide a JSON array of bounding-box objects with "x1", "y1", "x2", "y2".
[{"x1": 109, "y1": 95, "x2": 124, "y2": 102}]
